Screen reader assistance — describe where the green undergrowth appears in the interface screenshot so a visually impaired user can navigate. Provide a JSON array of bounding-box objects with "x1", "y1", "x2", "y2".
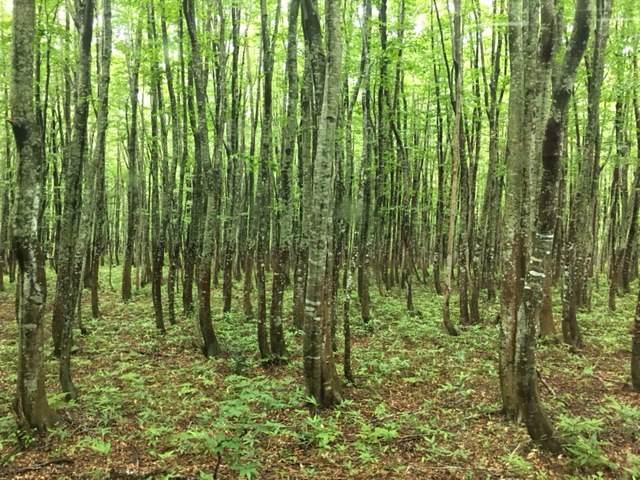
[{"x1": 0, "y1": 269, "x2": 639, "y2": 478}]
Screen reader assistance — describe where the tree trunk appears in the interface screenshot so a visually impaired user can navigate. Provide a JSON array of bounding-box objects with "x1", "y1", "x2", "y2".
[
  {"x1": 160, "y1": 10, "x2": 180, "y2": 326},
  {"x1": 303, "y1": 0, "x2": 342, "y2": 408},
  {"x1": 89, "y1": 0, "x2": 112, "y2": 320},
  {"x1": 147, "y1": 2, "x2": 166, "y2": 334},
  {"x1": 441, "y1": 0, "x2": 462, "y2": 337},
  {"x1": 184, "y1": 0, "x2": 220, "y2": 357},
  {"x1": 9, "y1": 0, "x2": 58, "y2": 431},
  {"x1": 122, "y1": 24, "x2": 142, "y2": 302},
  {"x1": 633, "y1": 287, "x2": 640, "y2": 391},
  {"x1": 52, "y1": 0, "x2": 94, "y2": 401},
  {"x1": 562, "y1": 0, "x2": 612, "y2": 349}
]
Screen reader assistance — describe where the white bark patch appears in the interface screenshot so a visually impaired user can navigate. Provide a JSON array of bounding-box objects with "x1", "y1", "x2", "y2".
[{"x1": 26, "y1": 377, "x2": 38, "y2": 394}]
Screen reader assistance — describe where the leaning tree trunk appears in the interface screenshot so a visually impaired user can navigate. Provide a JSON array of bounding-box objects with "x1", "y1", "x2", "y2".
[{"x1": 9, "y1": 0, "x2": 58, "y2": 431}]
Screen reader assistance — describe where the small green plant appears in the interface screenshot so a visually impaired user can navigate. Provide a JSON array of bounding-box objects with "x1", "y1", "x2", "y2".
[
  {"x1": 623, "y1": 453, "x2": 640, "y2": 479},
  {"x1": 557, "y1": 415, "x2": 614, "y2": 470},
  {"x1": 299, "y1": 414, "x2": 341, "y2": 449},
  {"x1": 78, "y1": 436, "x2": 112, "y2": 456},
  {"x1": 356, "y1": 423, "x2": 398, "y2": 444},
  {"x1": 599, "y1": 396, "x2": 640, "y2": 438},
  {"x1": 503, "y1": 453, "x2": 535, "y2": 477}
]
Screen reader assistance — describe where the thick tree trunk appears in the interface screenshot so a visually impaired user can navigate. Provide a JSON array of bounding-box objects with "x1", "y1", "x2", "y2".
[
  {"x1": 303, "y1": 0, "x2": 342, "y2": 408},
  {"x1": 9, "y1": 0, "x2": 58, "y2": 431},
  {"x1": 506, "y1": 0, "x2": 590, "y2": 453}
]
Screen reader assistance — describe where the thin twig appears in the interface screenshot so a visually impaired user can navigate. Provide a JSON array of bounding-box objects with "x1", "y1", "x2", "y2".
[
  {"x1": 213, "y1": 451, "x2": 222, "y2": 480},
  {"x1": 407, "y1": 465, "x2": 513, "y2": 479},
  {"x1": 537, "y1": 369, "x2": 556, "y2": 396},
  {"x1": 108, "y1": 468, "x2": 184, "y2": 479},
  {"x1": 6, "y1": 457, "x2": 73, "y2": 474}
]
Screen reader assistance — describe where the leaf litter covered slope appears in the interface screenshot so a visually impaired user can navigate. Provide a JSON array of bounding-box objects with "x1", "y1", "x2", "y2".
[{"x1": 0, "y1": 273, "x2": 639, "y2": 479}]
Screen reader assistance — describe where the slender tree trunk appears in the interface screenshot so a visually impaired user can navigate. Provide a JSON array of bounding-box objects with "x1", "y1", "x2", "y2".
[
  {"x1": 184, "y1": 0, "x2": 220, "y2": 357},
  {"x1": 356, "y1": 0, "x2": 373, "y2": 324},
  {"x1": 222, "y1": 5, "x2": 242, "y2": 314},
  {"x1": 608, "y1": 101, "x2": 625, "y2": 311},
  {"x1": 622, "y1": 97, "x2": 640, "y2": 294},
  {"x1": 256, "y1": 0, "x2": 282, "y2": 360},
  {"x1": 160, "y1": 10, "x2": 180, "y2": 325},
  {"x1": 562, "y1": 0, "x2": 612, "y2": 349},
  {"x1": 89, "y1": 0, "x2": 112, "y2": 320},
  {"x1": 441, "y1": 0, "x2": 462, "y2": 337},
  {"x1": 122, "y1": 24, "x2": 143, "y2": 302},
  {"x1": 148, "y1": 2, "x2": 166, "y2": 334},
  {"x1": 52, "y1": 0, "x2": 94, "y2": 400},
  {"x1": 269, "y1": 0, "x2": 300, "y2": 357},
  {"x1": 633, "y1": 287, "x2": 640, "y2": 391}
]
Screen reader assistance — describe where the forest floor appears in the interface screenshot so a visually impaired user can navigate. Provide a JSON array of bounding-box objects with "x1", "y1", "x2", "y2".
[{"x1": 0, "y1": 270, "x2": 639, "y2": 479}]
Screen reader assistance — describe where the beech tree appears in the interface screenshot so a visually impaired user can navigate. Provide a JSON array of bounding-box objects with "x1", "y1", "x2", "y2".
[
  {"x1": 501, "y1": 0, "x2": 591, "y2": 452},
  {"x1": 4, "y1": 0, "x2": 640, "y2": 462},
  {"x1": 303, "y1": 0, "x2": 343, "y2": 407},
  {"x1": 9, "y1": 0, "x2": 58, "y2": 430},
  {"x1": 51, "y1": 0, "x2": 95, "y2": 400}
]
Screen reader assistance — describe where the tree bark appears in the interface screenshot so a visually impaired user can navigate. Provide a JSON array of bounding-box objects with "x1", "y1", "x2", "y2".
[
  {"x1": 303, "y1": 0, "x2": 342, "y2": 408},
  {"x1": 184, "y1": 0, "x2": 221, "y2": 357},
  {"x1": 633, "y1": 287, "x2": 640, "y2": 391},
  {"x1": 9, "y1": 0, "x2": 58, "y2": 431},
  {"x1": 52, "y1": 0, "x2": 95, "y2": 400},
  {"x1": 122, "y1": 23, "x2": 143, "y2": 302},
  {"x1": 89, "y1": 0, "x2": 112, "y2": 320},
  {"x1": 562, "y1": 0, "x2": 612, "y2": 349}
]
